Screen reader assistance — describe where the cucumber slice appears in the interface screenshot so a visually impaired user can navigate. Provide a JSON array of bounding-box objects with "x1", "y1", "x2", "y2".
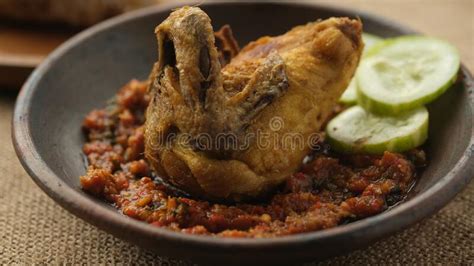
[
  {"x1": 362, "y1": 33, "x2": 383, "y2": 51},
  {"x1": 339, "y1": 33, "x2": 383, "y2": 105},
  {"x1": 326, "y1": 106, "x2": 428, "y2": 154},
  {"x1": 339, "y1": 79, "x2": 358, "y2": 104},
  {"x1": 357, "y1": 36, "x2": 460, "y2": 115}
]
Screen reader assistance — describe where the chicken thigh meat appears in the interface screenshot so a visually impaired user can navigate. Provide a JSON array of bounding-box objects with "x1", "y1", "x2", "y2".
[{"x1": 145, "y1": 6, "x2": 363, "y2": 200}]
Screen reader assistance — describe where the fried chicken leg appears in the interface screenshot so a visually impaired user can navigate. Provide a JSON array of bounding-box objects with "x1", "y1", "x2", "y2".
[{"x1": 145, "y1": 6, "x2": 363, "y2": 201}]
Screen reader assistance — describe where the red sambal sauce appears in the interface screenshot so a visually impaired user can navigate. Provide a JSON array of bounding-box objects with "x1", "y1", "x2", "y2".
[{"x1": 80, "y1": 80, "x2": 426, "y2": 238}]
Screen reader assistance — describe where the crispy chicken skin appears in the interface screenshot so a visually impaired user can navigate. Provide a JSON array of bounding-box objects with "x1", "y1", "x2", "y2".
[{"x1": 145, "y1": 6, "x2": 363, "y2": 201}]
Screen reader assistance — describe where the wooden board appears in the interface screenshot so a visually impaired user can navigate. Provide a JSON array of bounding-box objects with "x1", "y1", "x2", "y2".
[{"x1": 0, "y1": 23, "x2": 75, "y2": 88}]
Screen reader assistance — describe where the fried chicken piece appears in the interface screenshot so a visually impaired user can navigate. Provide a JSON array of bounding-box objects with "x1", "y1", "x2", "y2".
[
  {"x1": 214, "y1": 25, "x2": 240, "y2": 66},
  {"x1": 145, "y1": 6, "x2": 363, "y2": 201}
]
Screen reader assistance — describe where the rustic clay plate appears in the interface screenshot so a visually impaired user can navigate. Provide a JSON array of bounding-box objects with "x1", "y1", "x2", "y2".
[{"x1": 12, "y1": 1, "x2": 474, "y2": 264}]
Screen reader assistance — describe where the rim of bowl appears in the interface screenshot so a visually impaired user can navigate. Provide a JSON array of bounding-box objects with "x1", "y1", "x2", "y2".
[{"x1": 12, "y1": 0, "x2": 474, "y2": 251}]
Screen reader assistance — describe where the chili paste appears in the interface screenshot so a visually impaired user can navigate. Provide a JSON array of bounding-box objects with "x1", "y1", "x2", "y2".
[{"x1": 80, "y1": 80, "x2": 425, "y2": 237}]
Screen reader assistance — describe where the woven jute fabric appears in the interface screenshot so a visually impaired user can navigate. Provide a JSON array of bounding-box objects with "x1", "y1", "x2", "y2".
[
  {"x1": 1, "y1": 88, "x2": 473, "y2": 265},
  {"x1": 1, "y1": 0, "x2": 473, "y2": 264}
]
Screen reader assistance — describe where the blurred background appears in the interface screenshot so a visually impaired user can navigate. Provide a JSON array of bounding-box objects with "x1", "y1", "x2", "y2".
[
  {"x1": 0, "y1": 0, "x2": 168, "y2": 87},
  {"x1": 0, "y1": 0, "x2": 472, "y2": 89}
]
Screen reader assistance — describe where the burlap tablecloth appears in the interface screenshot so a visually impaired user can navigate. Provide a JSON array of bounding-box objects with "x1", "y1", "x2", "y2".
[{"x1": 1, "y1": 0, "x2": 473, "y2": 264}]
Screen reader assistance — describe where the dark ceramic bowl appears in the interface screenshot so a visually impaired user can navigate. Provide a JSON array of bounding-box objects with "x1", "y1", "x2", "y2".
[{"x1": 12, "y1": 1, "x2": 474, "y2": 264}]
